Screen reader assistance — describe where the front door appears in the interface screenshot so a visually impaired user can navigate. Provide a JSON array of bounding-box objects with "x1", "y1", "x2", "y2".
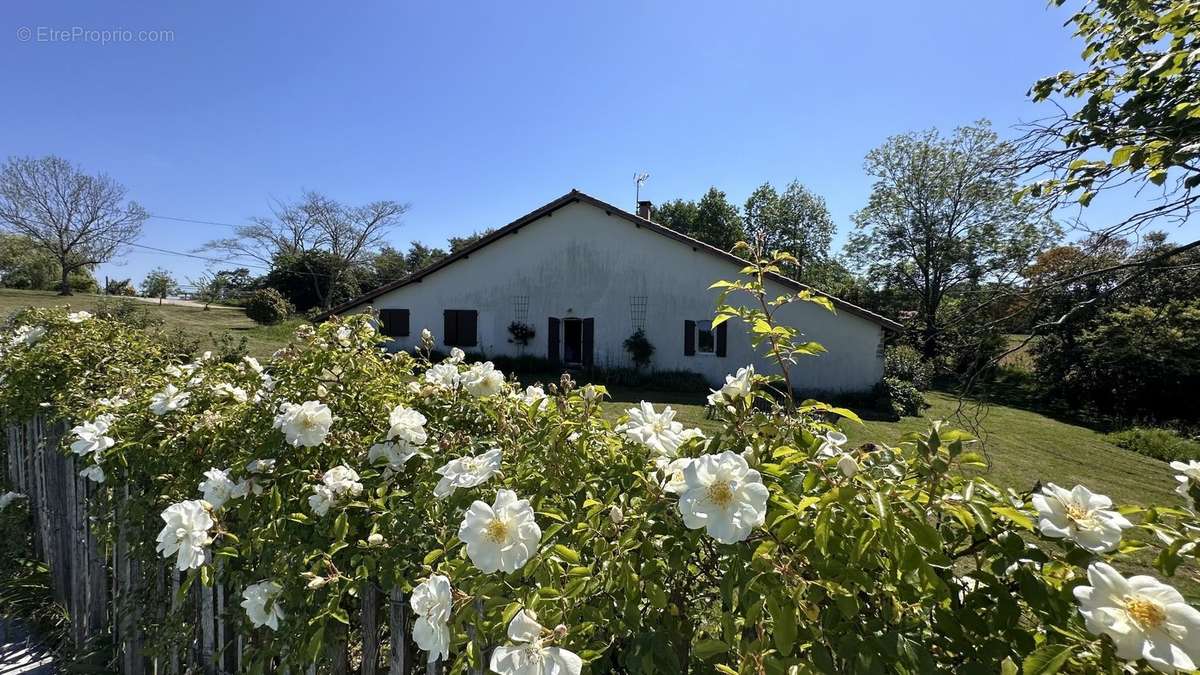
[{"x1": 563, "y1": 318, "x2": 583, "y2": 364}]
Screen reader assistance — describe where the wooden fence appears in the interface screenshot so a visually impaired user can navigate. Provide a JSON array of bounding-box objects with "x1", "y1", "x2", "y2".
[{"x1": 3, "y1": 416, "x2": 443, "y2": 674}]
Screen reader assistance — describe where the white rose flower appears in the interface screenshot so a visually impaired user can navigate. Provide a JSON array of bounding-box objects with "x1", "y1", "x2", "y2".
[
  {"x1": 149, "y1": 384, "x2": 190, "y2": 416},
  {"x1": 489, "y1": 610, "x2": 582, "y2": 675},
  {"x1": 97, "y1": 395, "x2": 129, "y2": 408},
  {"x1": 677, "y1": 451, "x2": 769, "y2": 544},
  {"x1": 434, "y1": 448, "x2": 502, "y2": 499},
  {"x1": 67, "y1": 310, "x2": 93, "y2": 323},
  {"x1": 241, "y1": 580, "x2": 285, "y2": 631},
  {"x1": 0, "y1": 491, "x2": 26, "y2": 511},
  {"x1": 719, "y1": 366, "x2": 755, "y2": 401},
  {"x1": 421, "y1": 328, "x2": 433, "y2": 341},
  {"x1": 448, "y1": 347, "x2": 465, "y2": 364},
  {"x1": 246, "y1": 458, "x2": 275, "y2": 474},
  {"x1": 199, "y1": 468, "x2": 248, "y2": 510},
  {"x1": 1075, "y1": 562, "x2": 1200, "y2": 673},
  {"x1": 836, "y1": 452, "x2": 859, "y2": 478},
  {"x1": 659, "y1": 457, "x2": 692, "y2": 494},
  {"x1": 1171, "y1": 461, "x2": 1200, "y2": 499},
  {"x1": 368, "y1": 441, "x2": 426, "y2": 471},
  {"x1": 70, "y1": 416, "x2": 116, "y2": 456},
  {"x1": 579, "y1": 384, "x2": 604, "y2": 401},
  {"x1": 1032, "y1": 483, "x2": 1133, "y2": 553},
  {"x1": 212, "y1": 383, "x2": 249, "y2": 403},
  {"x1": 463, "y1": 362, "x2": 505, "y2": 398},
  {"x1": 307, "y1": 465, "x2": 362, "y2": 516},
  {"x1": 308, "y1": 485, "x2": 336, "y2": 517},
  {"x1": 323, "y1": 465, "x2": 363, "y2": 496},
  {"x1": 335, "y1": 325, "x2": 353, "y2": 345},
  {"x1": 705, "y1": 389, "x2": 727, "y2": 407},
  {"x1": 274, "y1": 401, "x2": 333, "y2": 447},
  {"x1": 618, "y1": 401, "x2": 686, "y2": 457},
  {"x1": 520, "y1": 385, "x2": 548, "y2": 409},
  {"x1": 242, "y1": 355, "x2": 264, "y2": 373},
  {"x1": 387, "y1": 406, "x2": 428, "y2": 445},
  {"x1": 155, "y1": 500, "x2": 213, "y2": 571},
  {"x1": 80, "y1": 463, "x2": 106, "y2": 483},
  {"x1": 458, "y1": 489, "x2": 541, "y2": 573},
  {"x1": 816, "y1": 430, "x2": 848, "y2": 458},
  {"x1": 410, "y1": 574, "x2": 452, "y2": 663},
  {"x1": 12, "y1": 325, "x2": 46, "y2": 347},
  {"x1": 425, "y1": 363, "x2": 461, "y2": 389}
]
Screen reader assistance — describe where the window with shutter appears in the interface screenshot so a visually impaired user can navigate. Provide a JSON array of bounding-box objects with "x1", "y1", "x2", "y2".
[
  {"x1": 378, "y1": 309, "x2": 410, "y2": 337},
  {"x1": 443, "y1": 309, "x2": 478, "y2": 347},
  {"x1": 684, "y1": 320, "x2": 696, "y2": 356}
]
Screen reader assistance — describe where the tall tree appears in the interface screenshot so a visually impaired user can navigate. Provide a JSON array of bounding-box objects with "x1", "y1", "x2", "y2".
[
  {"x1": 846, "y1": 121, "x2": 1058, "y2": 359},
  {"x1": 202, "y1": 191, "x2": 407, "y2": 311},
  {"x1": 651, "y1": 188, "x2": 744, "y2": 251},
  {"x1": 743, "y1": 180, "x2": 835, "y2": 283},
  {"x1": 141, "y1": 267, "x2": 179, "y2": 305},
  {"x1": 0, "y1": 155, "x2": 146, "y2": 295}
]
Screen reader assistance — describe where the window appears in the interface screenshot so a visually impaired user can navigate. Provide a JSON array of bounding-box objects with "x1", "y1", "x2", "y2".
[
  {"x1": 378, "y1": 309, "x2": 409, "y2": 337},
  {"x1": 685, "y1": 319, "x2": 727, "y2": 357},
  {"x1": 696, "y1": 320, "x2": 715, "y2": 354},
  {"x1": 443, "y1": 309, "x2": 478, "y2": 347}
]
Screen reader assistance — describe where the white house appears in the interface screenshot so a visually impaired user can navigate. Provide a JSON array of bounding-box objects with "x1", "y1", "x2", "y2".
[{"x1": 324, "y1": 190, "x2": 900, "y2": 392}]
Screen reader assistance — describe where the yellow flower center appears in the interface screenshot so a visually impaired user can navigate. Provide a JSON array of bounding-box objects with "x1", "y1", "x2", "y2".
[
  {"x1": 484, "y1": 518, "x2": 509, "y2": 543},
  {"x1": 300, "y1": 414, "x2": 317, "y2": 430},
  {"x1": 1065, "y1": 502, "x2": 1094, "y2": 525},
  {"x1": 1125, "y1": 596, "x2": 1167, "y2": 630},
  {"x1": 707, "y1": 482, "x2": 735, "y2": 508}
]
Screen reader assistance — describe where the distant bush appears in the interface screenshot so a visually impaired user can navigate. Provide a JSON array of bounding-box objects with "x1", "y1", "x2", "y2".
[
  {"x1": 245, "y1": 288, "x2": 293, "y2": 326},
  {"x1": 1034, "y1": 300, "x2": 1200, "y2": 425},
  {"x1": 884, "y1": 345, "x2": 931, "y2": 391},
  {"x1": 876, "y1": 376, "x2": 926, "y2": 418},
  {"x1": 93, "y1": 297, "x2": 165, "y2": 329},
  {"x1": 1107, "y1": 427, "x2": 1200, "y2": 463}
]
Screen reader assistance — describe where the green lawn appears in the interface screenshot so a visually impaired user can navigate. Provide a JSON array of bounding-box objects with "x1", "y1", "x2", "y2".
[
  {"x1": 0, "y1": 288, "x2": 300, "y2": 357},
  {"x1": 601, "y1": 389, "x2": 1179, "y2": 510}
]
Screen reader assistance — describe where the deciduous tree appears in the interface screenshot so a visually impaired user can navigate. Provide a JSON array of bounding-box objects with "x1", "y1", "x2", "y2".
[
  {"x1": 846, "y1": 122, "x2": 1058, "y2": 359},
  {"x1": 743, "y1": 180, "x2": 835, "y2": 284},
  {"x1": 0, "y1": 155, "x2": 146, "y2": 295}
]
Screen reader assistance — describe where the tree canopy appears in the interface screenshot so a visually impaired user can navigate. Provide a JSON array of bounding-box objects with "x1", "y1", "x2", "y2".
[
  {"x1": 651, "y1": 188, "x2": 745, "y2": 251},
  {"x1": 0, "y1": 155, "x2": 146, "y2": 295},
  {"x1": 846, "y1": 121, "x2": 1059, "y2": 358},
  {"x1": 743, "y1": 180, "x2": 835, "y2": 285}
]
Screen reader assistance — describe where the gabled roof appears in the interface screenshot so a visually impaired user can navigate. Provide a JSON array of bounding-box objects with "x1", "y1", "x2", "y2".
[{"x1": 318, "y1": 189, "x2": 901, "y2": 330}]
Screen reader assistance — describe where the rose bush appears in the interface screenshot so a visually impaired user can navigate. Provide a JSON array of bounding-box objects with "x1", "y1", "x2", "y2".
[{"x1": 2, "y1": 252, "x2": 1200, "y2": 674}]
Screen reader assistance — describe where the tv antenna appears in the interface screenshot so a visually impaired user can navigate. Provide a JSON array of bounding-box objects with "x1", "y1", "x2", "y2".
[{"x1": 634, "y1": 172, "x2": 650, "y2": 207}]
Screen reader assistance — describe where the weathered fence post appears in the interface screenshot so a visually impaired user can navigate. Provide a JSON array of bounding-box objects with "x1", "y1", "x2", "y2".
[
  {"x1": 361, "y1": 582, "x2": 380, "y2": 675},
  {"x1": 388, "y1": 585, "x2": 412, "y2": 675}
]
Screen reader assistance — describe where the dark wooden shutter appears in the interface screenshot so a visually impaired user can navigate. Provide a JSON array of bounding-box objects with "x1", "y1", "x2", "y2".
[
  {"x1": 379, "y1": 309, "x2": 409, "y2": 337},
  {"x1": 684, "y1": 320, "x2": 696, "y2": 356},
  {"x1": 459, "y1": 310, "x2": 478, "y2": 347},
  {"x1": 443, "y1": 310, "x2": 457, "y2": 346},
  {"x1": 582, "y1": 318, "x2": 594, "y2": 367},
  {"x1": 548, "y1": 317, "x2": 560, "y2": 364},
  {"x1": 715, "y1": 320, "x2": 728, "y2": 357}
]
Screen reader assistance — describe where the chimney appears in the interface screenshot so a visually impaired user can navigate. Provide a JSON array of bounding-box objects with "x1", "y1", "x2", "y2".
[{"x1": 637, "y1": 200, "x2": 652, "y2": 220}]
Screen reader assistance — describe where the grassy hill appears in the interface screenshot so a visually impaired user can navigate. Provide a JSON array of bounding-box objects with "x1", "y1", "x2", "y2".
[
  {"x1": 601, "y1": 390, "x2": 1177, "y2": 510},
  {"x1": 0, "y1": 288, "x2": 300, "y2": 357}
]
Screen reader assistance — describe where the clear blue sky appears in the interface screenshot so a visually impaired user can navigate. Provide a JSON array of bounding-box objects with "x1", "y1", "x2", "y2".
[{"x1": 2, "y1": 1, "x2": 1185, "y2": 287}]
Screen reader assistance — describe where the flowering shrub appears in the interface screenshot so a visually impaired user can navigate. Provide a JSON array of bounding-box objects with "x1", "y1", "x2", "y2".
[{"x1": 3, "y1": 252, "x2": 1200, "y2": 673}]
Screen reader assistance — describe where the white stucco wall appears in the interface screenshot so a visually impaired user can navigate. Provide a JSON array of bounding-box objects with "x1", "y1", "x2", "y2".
[{"x1": 352, "y1": 201, "x2": 886, "y2": 392}]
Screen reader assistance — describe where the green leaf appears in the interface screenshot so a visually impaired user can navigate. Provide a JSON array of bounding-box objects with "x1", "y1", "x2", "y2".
[
  {"x1": 1022, "y1": 643, "x2": 1073, "y2": 675},
  {"x1": 552, "y1": 544, "x2": 581, "y2": 563},
  {"x1": 991, "y1": 506, "x2": 1035, "y2": 531},
  {"x1": 422, "y1": 548, "x2": 444, "y2": 566},
  {"x1": 693, "y1": 639, "x2": 729, "y2": 660},
  {"x1": 766, "y1": 592, "x2": 797, "y2": 656}
]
